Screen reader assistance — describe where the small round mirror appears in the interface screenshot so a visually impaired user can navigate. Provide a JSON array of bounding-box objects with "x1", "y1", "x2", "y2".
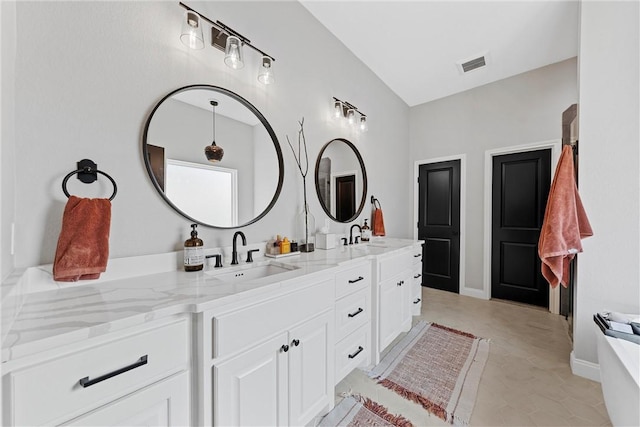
[
  {"x1": 314, "y1": 138, "x2": 367, "y2": 222},
  {"x1": 142, "y1": 85, "x2": 284, "y2": 228}
]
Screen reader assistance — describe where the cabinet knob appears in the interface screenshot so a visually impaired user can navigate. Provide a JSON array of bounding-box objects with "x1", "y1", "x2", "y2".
[
  {"x1": 280, "y1": 344, "x2": 289, "y2": 353},
  {"x1": 291, "y1": 339, "x2": 300, "y2": 347}
]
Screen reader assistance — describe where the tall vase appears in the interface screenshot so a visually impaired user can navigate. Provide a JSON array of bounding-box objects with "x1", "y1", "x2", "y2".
[{"x1": 297, "y1": 202, "x2": 315, "y2": 252}]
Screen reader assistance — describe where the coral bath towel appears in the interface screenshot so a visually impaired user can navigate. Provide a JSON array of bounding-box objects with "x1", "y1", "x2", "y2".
[
  {"x1": 538, "y1": 145, "x2": 593, "y2": 288},
  {"x1": 53, "y1": 196, "x2": 111, "y2": 282},
  {"x1": 372, "y1": 199, "x2": 386, "y2": 236}
]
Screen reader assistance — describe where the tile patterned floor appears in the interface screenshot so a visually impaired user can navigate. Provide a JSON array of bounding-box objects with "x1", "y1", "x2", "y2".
[{"x1": 334, "y1": 287, "x2": 611, "y2": 426}]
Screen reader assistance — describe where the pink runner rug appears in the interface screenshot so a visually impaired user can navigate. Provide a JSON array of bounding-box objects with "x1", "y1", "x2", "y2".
[
  {"x1": 368, "y1": 321, "x2": 489, "y2": 425},
  {"x1": 318, "y1": 395, "x2": 413, "y2": 427}
]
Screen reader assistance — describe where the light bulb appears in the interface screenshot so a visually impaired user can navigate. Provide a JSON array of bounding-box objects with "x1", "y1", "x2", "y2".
[
  {"x1": 347, "y1": 108, "x2": 356, "y2": 125},
  {"x1": 333, "y1": 100, "x2": 343, "y2": 119},
  {"x1": 224, "y1": 36, "x2": 244, "y2": 69},
  {"x1": 258, "y1": 56, "x2": 275, "y2": 84},
  {"x1": 180, "y1": 11, "x2": 204, "y2": 50},
  {"x1": 359, "y1": 115, "x2": 368, "y2": 132}
]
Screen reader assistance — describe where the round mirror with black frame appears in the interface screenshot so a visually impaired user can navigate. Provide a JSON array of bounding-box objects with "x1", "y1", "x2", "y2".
[
  {"x1": 315, "y1": 138, "x2": 367, "y2": 223},
  {"x1": 142, "y1": 85, "x2": 284, "y2": 228}
]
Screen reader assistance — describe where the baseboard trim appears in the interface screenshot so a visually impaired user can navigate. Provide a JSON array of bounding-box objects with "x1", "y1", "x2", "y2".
[
  {"x1": 460, "y1": 287, "x2": 488, "y2": 300},
  {"x1": 570, "y1": 351, "x2": 601, "y2": 382}
]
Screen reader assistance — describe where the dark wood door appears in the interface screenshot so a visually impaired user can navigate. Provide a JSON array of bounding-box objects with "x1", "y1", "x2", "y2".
[
  {"x1": 418, "y1": 160, "x2": 460, "y2": 293},
  {"x1": 492, "y1": 150, "x2": 551, "y2": 307},
  {"x1": 335, "y1": 175, "x2": 355, "y2": 222}
]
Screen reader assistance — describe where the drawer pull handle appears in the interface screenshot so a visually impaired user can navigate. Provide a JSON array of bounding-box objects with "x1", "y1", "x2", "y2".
[
  {"x1": 348, "y1": 276, "x2": 364, "y2": 284},
  {"x1": 413, "y1": 298, "x2": 422, "y2": 304},
  {"x1": 348, "y1": 346, "x2": 364, "y2": 359},
  {"x1": 348, "y1": 307, "x2": 364, "y2": 318},
  {"x1": 280, "y1": 344, "x2": 289, "y2": 353},
  {"x1": 397, "y1": 280, "x2": 404, "y2": 286},
  {"x1": 291, "y1": 339, "x2": 300, "y2": 347},
  {"x1": 414, "y1": 274, "x2": 422, "y2": 279},
  {"x1": 79, "y1": 355, "x2": 148, "y2": 388},
  {"x1": 414, "y1": 254, "x2": 421, "y2": 258}
]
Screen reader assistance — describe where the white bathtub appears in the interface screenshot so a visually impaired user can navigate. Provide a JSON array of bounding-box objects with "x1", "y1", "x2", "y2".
[{"x1": 596, "y1": 326, "x2": 640, "y2": 426}]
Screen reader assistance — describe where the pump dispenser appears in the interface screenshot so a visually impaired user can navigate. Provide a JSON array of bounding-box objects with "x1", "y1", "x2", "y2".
[{"x1": 184, "y1": 223, "x2": 204, "y2": 271}]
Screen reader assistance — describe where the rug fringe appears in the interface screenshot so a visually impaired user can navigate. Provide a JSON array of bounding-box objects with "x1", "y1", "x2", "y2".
[
  {"x1": 357, "y1": 395, "x2": 415, "y2": 427},
  {"x1": 378, "y1": 378, "x2": 449, "y2": 423},
  {"x1": 432, "y1": 322, "x2": 477, "y2": 339}
]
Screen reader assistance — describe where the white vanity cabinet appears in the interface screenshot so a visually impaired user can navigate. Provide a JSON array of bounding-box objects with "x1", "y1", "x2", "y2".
[
  {"x1": 333, "y1": 261, "x2": 372, "y2": 384},
  {"x1": 200, "y1": 275, "x2": 335, "y2": 427},
  {"x1": 372, "y1": 248, "x2": 416, "y2": 364},
  {"x1": 3, "y1": 316, "x2": 191, "y2": 427},
  {"x1": 412, "y1": 242, "x2": 424, "y2": 315}
]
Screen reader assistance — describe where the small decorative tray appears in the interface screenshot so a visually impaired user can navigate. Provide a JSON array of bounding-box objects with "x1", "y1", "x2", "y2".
[{"x1": 265, "y1": 251, "x2": 301, "y2": 259}]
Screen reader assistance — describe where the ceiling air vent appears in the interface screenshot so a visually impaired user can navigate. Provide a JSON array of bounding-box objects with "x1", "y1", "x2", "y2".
[
  {"x1": 456, "y1": 52, "x2": 489, "y2": 74},
  {"x1": 461, "y1": 56, "x2": 486, "y2": 73}
]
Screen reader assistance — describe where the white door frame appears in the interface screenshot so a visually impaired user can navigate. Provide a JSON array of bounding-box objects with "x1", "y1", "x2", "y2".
[
  {"x1": 413, "y1": 154, "x2": 469, "y2": 297},
  {"x1": 483, "y1": 139, "x2": 562, "y2": 313}
]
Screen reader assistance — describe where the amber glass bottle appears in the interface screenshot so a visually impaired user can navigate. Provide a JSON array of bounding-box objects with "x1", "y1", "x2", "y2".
[{"x1": 184, "y1": 223, "x2": 204, "y2": 271}]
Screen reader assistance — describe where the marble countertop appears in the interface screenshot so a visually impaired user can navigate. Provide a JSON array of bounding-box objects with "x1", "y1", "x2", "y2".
[{"x1": 1, "y1": 238, "x2": 420, "y2": 363}]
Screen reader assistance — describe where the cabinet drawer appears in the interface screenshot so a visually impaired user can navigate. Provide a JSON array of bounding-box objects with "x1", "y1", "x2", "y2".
[
  {"x1": 335, "y1": 262, "x2": 371, "y2": 299},
  {"x1": 378, "y1": 251, "x2": 412, "y2": 282},
  {"x1": 10, "y1": 318, "x2": 189, "y2": 427},
  {"x1": 412, "y1": 284, "x2": 422, "y2": 316},
  {"x1": 412, "y1": 266, "x2": 423, "y2": 287},
  {"x1": 335, "y1": 288, "x2": 370, "y2": 341},
  {"x1": 412, "y1": 246, "x2": 423, "y2": 266},
  {"x1": 335, "y1": 326, "x2": 369, "y2": 384},
  {"x1": 213, "y1": 278, "x2": 333, "y2": 358}
]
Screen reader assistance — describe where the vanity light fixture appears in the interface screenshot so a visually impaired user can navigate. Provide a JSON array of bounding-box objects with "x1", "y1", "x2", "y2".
[
  {"x1": 332, "y1": 97, "x2": 368, "y2": 132},
  {"x1": 179, "y1": 2, "x2": 275, "y2": 84},
  {"x1": 205, "y1": 100, "x2": 224, "y2": 162}
]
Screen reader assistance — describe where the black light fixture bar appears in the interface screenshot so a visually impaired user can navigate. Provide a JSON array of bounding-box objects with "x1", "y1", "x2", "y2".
[
  {"x1": 179, "y1": 2, "x2": 275, "y2": 62},
  {"x1": 333, "y1": 97, "x2": 365, "y2": 118}
]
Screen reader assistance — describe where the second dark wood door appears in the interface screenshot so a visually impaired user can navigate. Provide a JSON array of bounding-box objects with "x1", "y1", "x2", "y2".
[
  {"x1": 418, "y1": 160, "x2": 461, "y2": 293},
  {"x1": 491, "y1": 149, "x2": 551, "y2": 307}
]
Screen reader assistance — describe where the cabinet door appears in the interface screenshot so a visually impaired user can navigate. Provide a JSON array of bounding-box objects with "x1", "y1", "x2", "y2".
[
  {"x1": 64, "y1": 371, "x2": 189, "y2": 426},
  {"x1": 288, "y1": 310, "x2": 334, "y2": 427},
  {"x1": 378, "y1": 276, "x2": 403, "y2": 351},
  {"x1": 214, "y1": 333, "x2": 288, "y2": 426},
  {"x1": 400, "y1": 270, "x2": 414, "y2": 331}
]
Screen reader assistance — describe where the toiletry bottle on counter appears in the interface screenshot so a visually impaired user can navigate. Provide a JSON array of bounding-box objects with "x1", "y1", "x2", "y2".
[
  {"x1": 361, "y1": 219, "x2": 371, "y2": 242},
  {"x1": 275, "y1": 235, "x2": 283, "y2": 254},
  {"x1": 184, "y1": 223, "x2": 204, "y2": 271},
  {"x1": 281, "y1": 237, "x2": 291, "y2": 254}
]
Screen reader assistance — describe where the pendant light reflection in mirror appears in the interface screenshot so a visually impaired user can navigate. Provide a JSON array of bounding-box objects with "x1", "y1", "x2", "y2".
[{"x1": 204, "y1": 100, "x2": 224, "y2": 162}]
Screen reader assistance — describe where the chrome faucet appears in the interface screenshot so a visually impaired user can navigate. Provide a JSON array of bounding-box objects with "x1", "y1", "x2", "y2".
[
  {"x1": 231, "y1": 231, "x2": 247, "y2": 265},
  {"x1": 349, "y1": 224, "x2": 362, "y2": 245}
]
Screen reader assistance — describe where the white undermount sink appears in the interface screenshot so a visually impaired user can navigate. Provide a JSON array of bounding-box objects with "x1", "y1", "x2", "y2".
[{"x1": 205, "y1": 261, "x2": 299, "y2": 283}]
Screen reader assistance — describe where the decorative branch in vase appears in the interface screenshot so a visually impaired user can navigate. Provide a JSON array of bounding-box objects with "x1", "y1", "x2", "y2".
[{"x1": 287, "y1": 118, "x2": 315, "y2": 252}]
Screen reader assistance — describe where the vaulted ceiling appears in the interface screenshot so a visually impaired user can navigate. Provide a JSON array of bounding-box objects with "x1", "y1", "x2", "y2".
[{"x1": 300, "y1": 1, "x2": 579, "y2": 106}]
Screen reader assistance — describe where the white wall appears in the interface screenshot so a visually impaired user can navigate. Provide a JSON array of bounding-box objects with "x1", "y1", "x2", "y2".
[
  {"x1": 5, "y1": 1, "x2": 410, "y2": 269},
  {"x1": 573, "y1": 1, "x2": 639, "y2": 373},
  {"x1": 1, "y1": 1, "x2": 17, "y2": 281},
  {"x1": 409, "y1": 58, "x2": 578, "y2": 291}
]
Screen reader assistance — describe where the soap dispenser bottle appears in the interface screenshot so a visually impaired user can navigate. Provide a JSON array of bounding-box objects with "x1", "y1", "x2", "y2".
[
  {"x1": 361, "y1": 219, "x2": 371, "y2": 242},
  {"x1": 184, "y1": 223, "x2": 204, "y2": 271}
]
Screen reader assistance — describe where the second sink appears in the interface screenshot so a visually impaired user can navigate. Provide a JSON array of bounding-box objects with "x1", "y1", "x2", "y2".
[{"x1": 205, "y1": 261, "x2": 299, "y2": 283}]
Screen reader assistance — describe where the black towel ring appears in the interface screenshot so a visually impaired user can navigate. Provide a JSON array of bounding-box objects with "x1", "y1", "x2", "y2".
[{"x1": 62, "y1": 160, "x2": 117, "y2": 201}]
